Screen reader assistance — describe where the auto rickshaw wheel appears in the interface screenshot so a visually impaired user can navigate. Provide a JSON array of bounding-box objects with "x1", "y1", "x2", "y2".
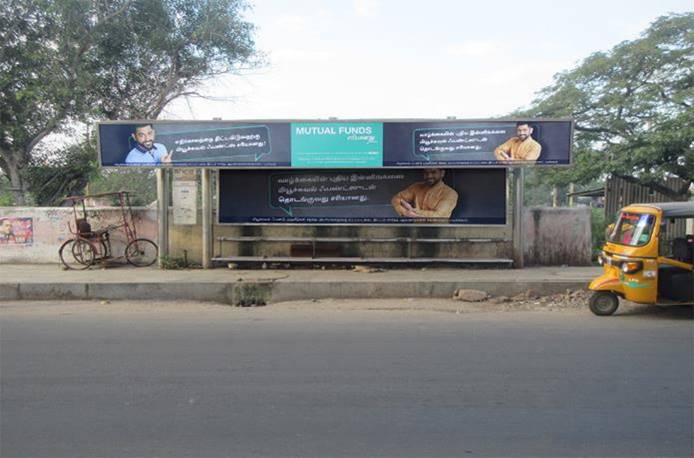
[{"x1": 589, "y1": 291, "x2": 619, "y2": 316}]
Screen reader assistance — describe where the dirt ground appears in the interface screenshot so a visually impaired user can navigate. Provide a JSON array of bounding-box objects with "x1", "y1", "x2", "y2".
[{"x1": 0, "y1": 289, "x2": 659, "y2": 317}]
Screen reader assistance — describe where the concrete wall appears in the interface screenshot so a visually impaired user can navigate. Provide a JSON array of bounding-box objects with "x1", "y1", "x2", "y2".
[
  {"x1": 2, "y1": 206, "x2": 591, "y2": 266},
  {"x1": 0, "y1": 207, "x2": 157, "y2": 264},
  {"x1": 1, "y1": 206, "x2": 512, "y2": 264},
  {"x1": 523, "y1": 206, "x2": 592, "y2": 266}
]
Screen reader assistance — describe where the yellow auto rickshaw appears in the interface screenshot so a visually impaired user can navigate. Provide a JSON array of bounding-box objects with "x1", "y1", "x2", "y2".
[{"x1": 589, "y1": 202, "x2": 694, "y2": 315}]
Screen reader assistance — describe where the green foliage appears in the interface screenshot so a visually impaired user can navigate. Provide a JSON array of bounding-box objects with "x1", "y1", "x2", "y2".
[
  {"x1": 88, "y1": 169, "x2": 157, "y2": 207},
  {"x1": 518, "y1": 13, "x2": 693, "y2": 199},
  {"x1": 524, "y1": 168, "x2": 561, "y2": 206},
  {"x1": 24, "y1": 141, "x2": 99, "y2": 206},
  {"x1": 523, "y1": 169, "x2": 604, "y2": 207},
  {"x1": 1, "y1": 0, "x2": 260, "y2": 204},
  {"x1": 591, "y1": 207, "x2": 607, "y2": 260},
  {"x1": 160, "y1": 254, "x2": 198, "y2": 270},
  {"x1": 524, "y1": 182, "x2": 555, "y2": 206},
  {"x1": 0, "y1": 174, "x2": 13, "y2": 205}
]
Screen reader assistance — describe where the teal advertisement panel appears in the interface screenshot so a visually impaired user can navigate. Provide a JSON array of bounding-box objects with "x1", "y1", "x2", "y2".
[{"x1": 290, "y1": 123, "x2": 383, "y2": 168}]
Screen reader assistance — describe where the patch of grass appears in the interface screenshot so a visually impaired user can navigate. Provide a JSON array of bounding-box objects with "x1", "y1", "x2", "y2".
[{"x1": 160, "y1": 254, "x2": 199, "y2": 270}]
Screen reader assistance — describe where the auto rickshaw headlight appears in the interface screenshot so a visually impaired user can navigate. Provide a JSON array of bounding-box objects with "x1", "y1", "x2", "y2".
[{"x1": 621, "y1": 261, "x2": 643, "y2": 274}]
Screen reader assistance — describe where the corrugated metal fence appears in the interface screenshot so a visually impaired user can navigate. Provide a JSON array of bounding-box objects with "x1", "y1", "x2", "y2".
[{"x1": 605, "y1": 176, "x2": 690, "y2": 244}]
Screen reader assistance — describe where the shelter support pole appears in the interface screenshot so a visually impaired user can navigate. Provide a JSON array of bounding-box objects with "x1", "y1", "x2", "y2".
[
  {"x1": 201, "y1": 169, "x2": 213, "y2": 269},
  {"x1": 156, "y1": 169, "x2": 170, "y2": 267},
  {"x1": 512, "y1": 168, "x2": 525, "y2": 269}
]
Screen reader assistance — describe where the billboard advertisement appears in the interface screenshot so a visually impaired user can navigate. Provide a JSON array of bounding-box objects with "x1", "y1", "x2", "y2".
[
  {"x1": 218, "y1": 168, "x2": 507, "y2": 225},
  {"x1": 98, "y1": 119, "x2": 571, "y2": 168}
]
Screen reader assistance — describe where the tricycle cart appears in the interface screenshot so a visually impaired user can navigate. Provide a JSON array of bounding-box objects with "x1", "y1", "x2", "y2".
[{"x1": 59, "y1": 191, "x2": 158, "y2": 269}]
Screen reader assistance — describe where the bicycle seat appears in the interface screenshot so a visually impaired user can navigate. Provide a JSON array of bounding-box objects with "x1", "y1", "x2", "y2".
[{"x1": 76, "y1": 219, "x2": 95, "y2": 237}]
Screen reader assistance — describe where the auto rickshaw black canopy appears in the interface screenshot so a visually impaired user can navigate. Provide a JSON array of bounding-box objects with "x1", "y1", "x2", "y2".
[{"x1": 633, "y1": 202, "x2": 694, "y2": 218}]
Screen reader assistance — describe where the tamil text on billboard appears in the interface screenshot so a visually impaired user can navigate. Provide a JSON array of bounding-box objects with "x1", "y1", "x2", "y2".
[
  {"x1": 218, "y1": 168, "x2": 507, "y2": 225},
  {"x1": 98, "y1": 119, "x2": 572, "y2": 168}
]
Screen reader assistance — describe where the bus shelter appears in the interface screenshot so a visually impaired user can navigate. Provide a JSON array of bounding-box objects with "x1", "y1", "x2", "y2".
[{"x1": 98, "y1": 119, "x2": 573, "y2": 268}]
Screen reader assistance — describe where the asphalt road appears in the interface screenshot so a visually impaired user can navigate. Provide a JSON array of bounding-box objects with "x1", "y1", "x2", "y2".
[{"x1": 1, "y1": 300, "x2": 692, "y2": 458}]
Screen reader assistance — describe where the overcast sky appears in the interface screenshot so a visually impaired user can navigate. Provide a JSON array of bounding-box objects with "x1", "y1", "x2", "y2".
[{"x1": 163, "y1": 0, "x2": 692, "y2": 121}]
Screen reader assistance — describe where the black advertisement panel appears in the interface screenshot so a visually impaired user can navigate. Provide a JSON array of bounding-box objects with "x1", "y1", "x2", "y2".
[
  {"x1": 382, "y1": 120, "x2": 572, "y2": 166},
  {"x1": 99, "y1": 119, "x2": 571, "y2": 168},
  {"x1": 218, "y1": 169, "x2": 507, "y2": 225},
  {"x1": 98, "y1": 122, "x2": 291, "y2": 167}
]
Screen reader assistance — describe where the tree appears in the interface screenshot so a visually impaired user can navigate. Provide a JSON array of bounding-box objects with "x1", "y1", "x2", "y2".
[
  {"x1": 23, "y1": 141, "x2": 99, "y2": 206},
  {"x1": 0, "y1": 173, "x2": 13, "y2": 206},
  {"x1": 1, "y1": 0, "x2": 260, "y2": 205},
  {"x1": 518, "y1": 13, "x2": 693, "y2": 199},
  {"x1": 88, "y1": 168, "x2": 158, "y2": 207}
]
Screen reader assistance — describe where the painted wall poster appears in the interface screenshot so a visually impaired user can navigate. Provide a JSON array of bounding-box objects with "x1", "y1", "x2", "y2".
[{"x1": 0, "y1": 217, "x2": 34, "y2": 245}]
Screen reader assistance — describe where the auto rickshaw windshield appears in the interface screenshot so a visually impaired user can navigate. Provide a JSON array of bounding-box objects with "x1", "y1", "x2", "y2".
[{"x1": 608, "y1": 212, "x2": 656, "y2": 247}]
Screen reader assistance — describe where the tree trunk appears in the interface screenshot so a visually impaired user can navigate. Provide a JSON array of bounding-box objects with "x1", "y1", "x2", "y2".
[
  {"x1": 3, "y1": 154, "x2": 28, "y2": 206},
  {"x1": 552, "y1": 186, "x2": 559, "y2": 207}
]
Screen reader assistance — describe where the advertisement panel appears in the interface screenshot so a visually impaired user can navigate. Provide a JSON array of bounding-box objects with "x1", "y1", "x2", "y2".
[
  {"x1": 98, "y1": 122, "x2": 290, "y2": 167},
  {"x1": 218, "y1": 168, "x2": 507, "y2": 225},
  {"x1": 382, "y1": 121, "x2": 571, "y2": 166},
  {"x1": 99, "y1": 119, "x2": 571, "y2": 168}
]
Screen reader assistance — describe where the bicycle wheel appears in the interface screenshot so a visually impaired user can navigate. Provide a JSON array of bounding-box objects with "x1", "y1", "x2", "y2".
[
  {"x1": 59, "y1": 239, "x2": 96, "y2": 270},
  {"x1": 125, "y1": 238, "x2": 158, "y2": 267}
]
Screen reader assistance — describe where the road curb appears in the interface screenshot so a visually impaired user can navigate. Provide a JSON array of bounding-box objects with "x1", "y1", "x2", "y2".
[{"x1": 0, "y1": 280, "x2": 589, "y2": 303}]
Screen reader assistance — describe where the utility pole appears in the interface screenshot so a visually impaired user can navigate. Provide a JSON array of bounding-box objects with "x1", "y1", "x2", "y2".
[
  {"x1": 156, "y1": 169, "x2": 170, "y2": 266},
  {"x1": 512, "y1": 168, "x2": 525, "y2": 269},
  {"x1": 201, "y1": 169, "x2": 213, "y2": 268}
]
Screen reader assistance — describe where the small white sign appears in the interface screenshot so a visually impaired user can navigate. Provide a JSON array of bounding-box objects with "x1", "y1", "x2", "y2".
[{"x1": 173, "y1": 170, "x2": 197, "y2": 225}]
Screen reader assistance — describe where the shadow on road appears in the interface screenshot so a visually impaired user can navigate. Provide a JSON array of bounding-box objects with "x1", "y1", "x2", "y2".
[{"x1": 617, "y1": 304, "x2": 693, "y2": 320}]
